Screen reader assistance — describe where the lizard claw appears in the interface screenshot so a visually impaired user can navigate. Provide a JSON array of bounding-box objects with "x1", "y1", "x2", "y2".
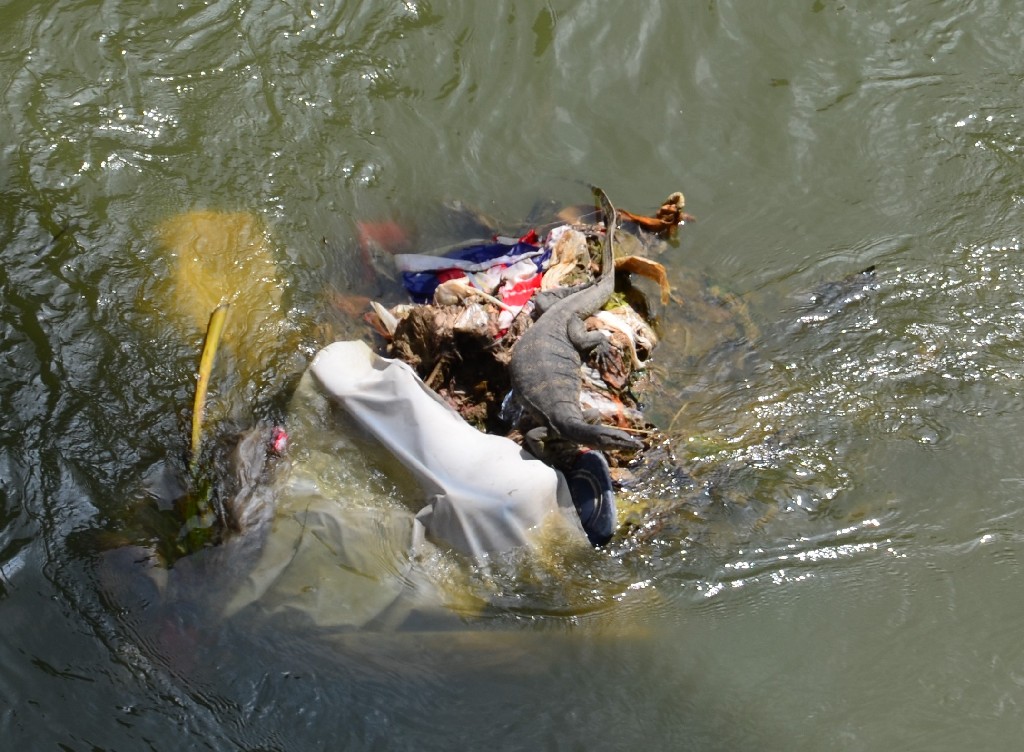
[{"x1": 590, "y1": 337, "x2": 629, "y2": 388}]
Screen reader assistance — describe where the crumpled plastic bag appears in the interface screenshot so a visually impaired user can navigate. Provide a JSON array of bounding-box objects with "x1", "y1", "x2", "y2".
[{"x1": 311, "y1": 341, "x2": 583, "y2": 555}]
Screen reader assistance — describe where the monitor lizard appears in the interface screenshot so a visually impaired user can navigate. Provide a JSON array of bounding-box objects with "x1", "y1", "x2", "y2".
[{"x1": 509, "y1": 188, "x2": 644, "y2": 452}]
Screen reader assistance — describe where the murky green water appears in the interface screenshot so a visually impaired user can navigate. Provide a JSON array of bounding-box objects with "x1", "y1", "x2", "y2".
[{"x1": 3, "y1": 1, "x2": 1024, "y2": 749}]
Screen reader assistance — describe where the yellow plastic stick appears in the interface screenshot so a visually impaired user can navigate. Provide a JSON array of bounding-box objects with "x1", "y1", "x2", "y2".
[{"x1": 190, "y1": 303, "x2": 230, "y2": 465}]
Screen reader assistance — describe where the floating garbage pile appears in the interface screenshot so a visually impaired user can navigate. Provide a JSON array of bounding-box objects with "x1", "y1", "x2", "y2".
[{"x1": 366, "y1": 193, "x2": 692, "y2": 468}]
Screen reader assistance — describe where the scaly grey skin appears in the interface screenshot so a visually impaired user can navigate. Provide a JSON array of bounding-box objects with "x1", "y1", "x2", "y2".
[{"x1": 509, "y1": 189, "x2": 644, "y2": 452}]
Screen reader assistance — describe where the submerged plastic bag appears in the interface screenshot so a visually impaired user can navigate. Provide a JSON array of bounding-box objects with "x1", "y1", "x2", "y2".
[{"x1": 222, "y1": 341, "x2": 587, "y2": 631}]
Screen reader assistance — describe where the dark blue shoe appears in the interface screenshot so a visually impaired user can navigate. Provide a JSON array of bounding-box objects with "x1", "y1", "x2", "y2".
[{"x1": 567, "y1": 450, "x2": 616, "y2": 546}]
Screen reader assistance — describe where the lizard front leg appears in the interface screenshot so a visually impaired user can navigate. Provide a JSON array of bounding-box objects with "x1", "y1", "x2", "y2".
[{"x1": 568, "y1": 316, "x2": 614, "y2": 368}]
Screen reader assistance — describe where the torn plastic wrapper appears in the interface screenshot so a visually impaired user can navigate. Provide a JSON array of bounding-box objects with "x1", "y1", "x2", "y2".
[{"x1": 394, "y1": 236, "x2": 547, "y2": 304}]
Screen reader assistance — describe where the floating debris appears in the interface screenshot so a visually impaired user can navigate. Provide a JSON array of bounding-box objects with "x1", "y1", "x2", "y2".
[
  {"x1": 190, "y1": 303, "x2": 230, "y2": 466},
  {"x1": 378, "y1": 198, "x2": 680, "y2": 460},
  {"x1": 619, "y1": 191, "x2": 695, "y2": 237}
]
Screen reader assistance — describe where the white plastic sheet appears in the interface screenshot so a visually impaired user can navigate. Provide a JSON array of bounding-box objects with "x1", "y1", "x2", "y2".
[
  {"x1": 310, "y1": 340, "x2": 584, "y2": 555},
  {"x1": 222, "y1": 341, "x2": 586, "y2": 631}
]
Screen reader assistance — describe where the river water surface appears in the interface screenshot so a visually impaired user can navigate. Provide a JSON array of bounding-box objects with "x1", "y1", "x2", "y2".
[{"x1": 3, "y1": 1, "x2": 1024, "y2": 750}]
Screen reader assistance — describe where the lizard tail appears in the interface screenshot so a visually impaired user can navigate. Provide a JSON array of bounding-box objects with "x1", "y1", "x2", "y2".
[
  {"x1": 592, "y1": 186, "x2": 618, "y2": 277},
  {"x1": 593, "y1": 186, "x2": 618, "y2": 228},
  {"x1": 557, "y1": 418, "x2": 644, "y2": 452}
]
